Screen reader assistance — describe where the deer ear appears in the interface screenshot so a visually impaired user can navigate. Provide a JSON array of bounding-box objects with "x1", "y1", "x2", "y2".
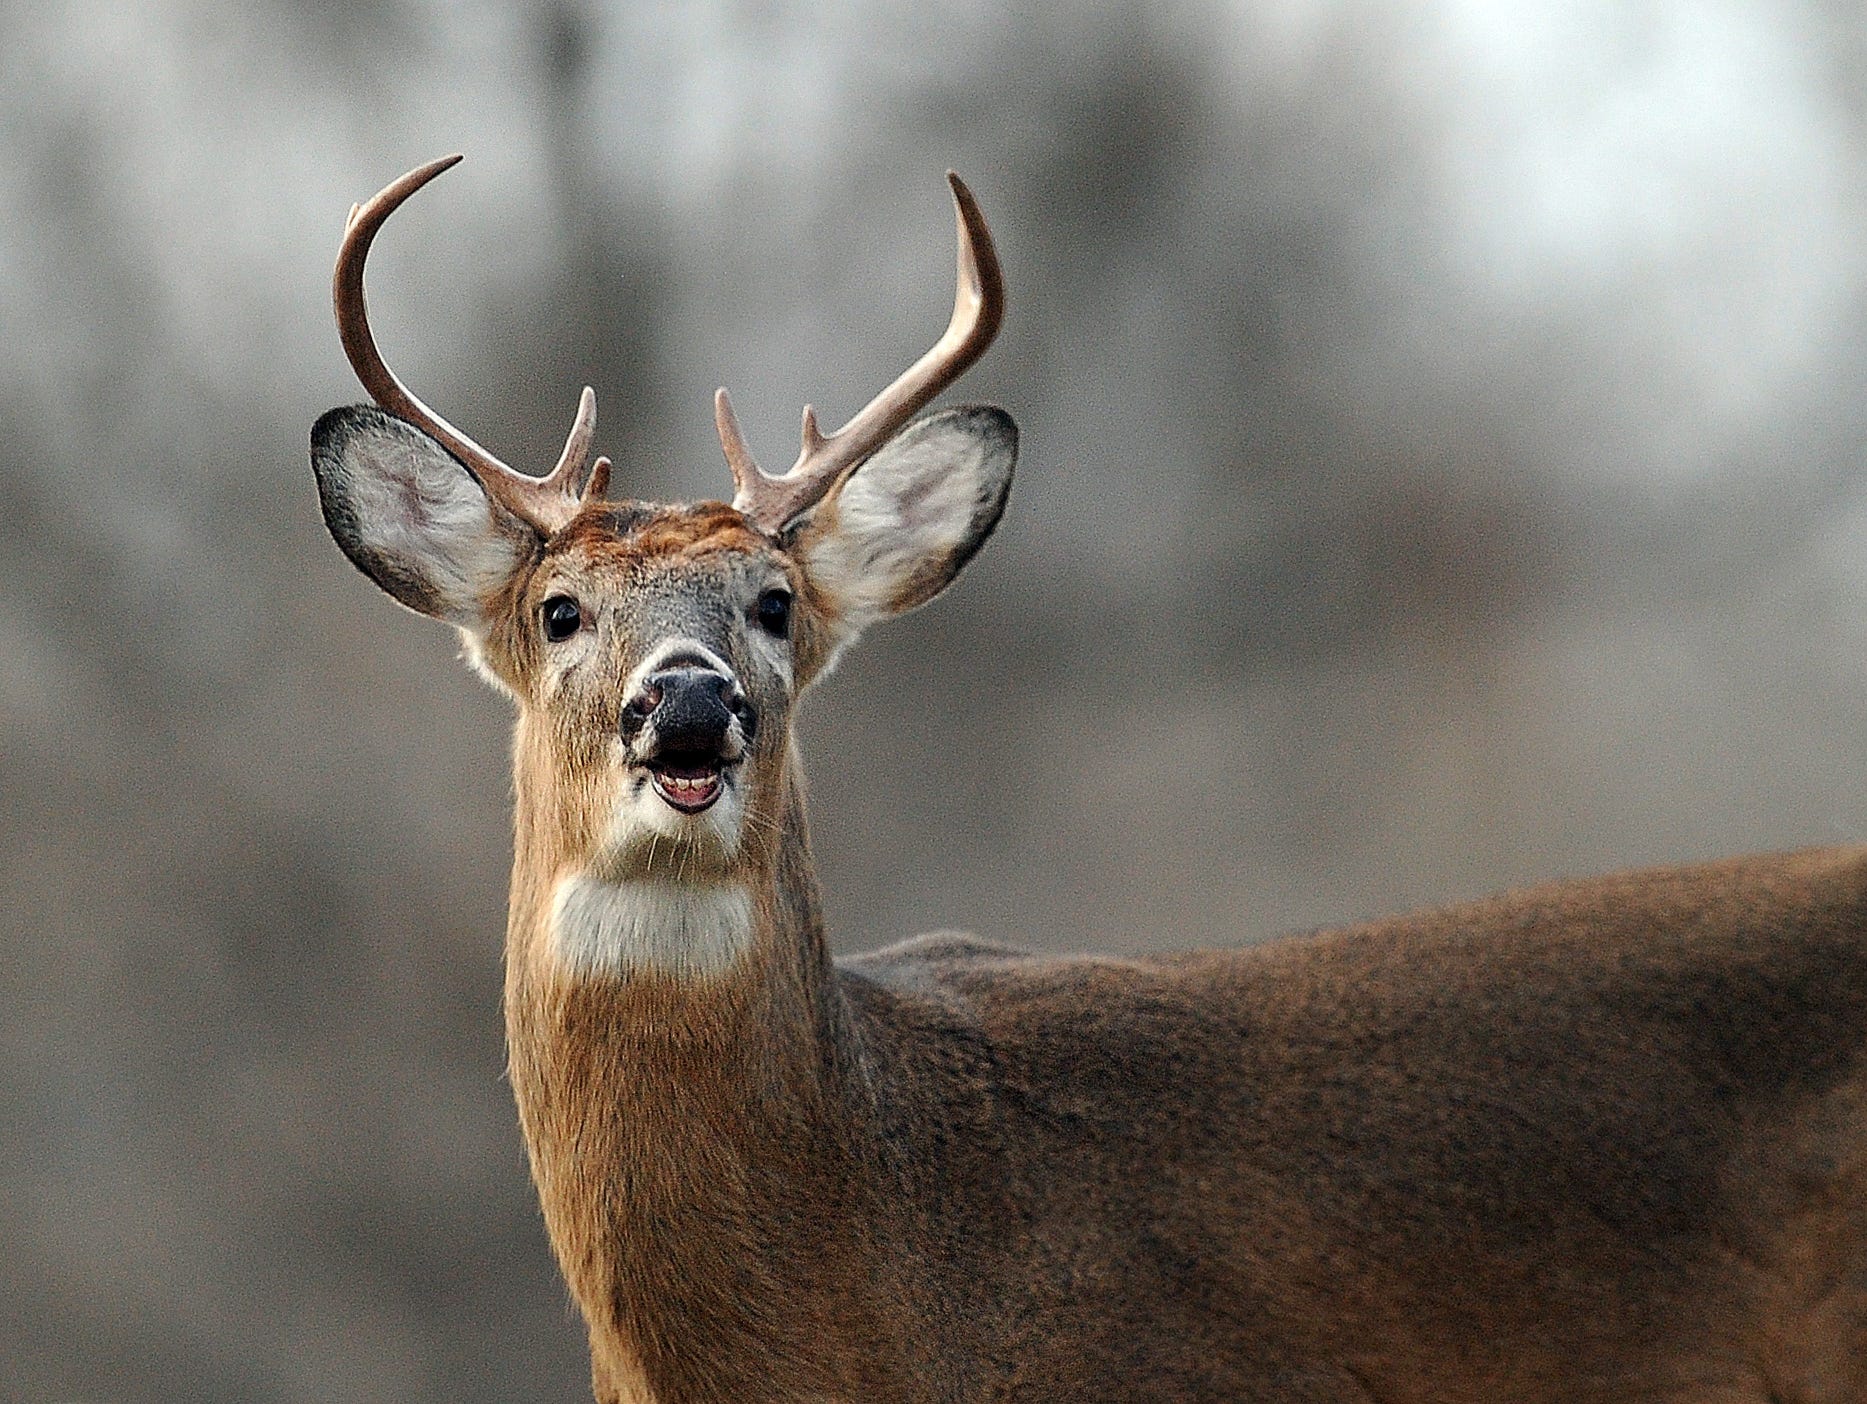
[
  {"x1": 793, "y1": 406, "x2": 1016, "y2": 639},
  {"x1": 311, "y1": 405, "x2": 533, "y2": 626}
]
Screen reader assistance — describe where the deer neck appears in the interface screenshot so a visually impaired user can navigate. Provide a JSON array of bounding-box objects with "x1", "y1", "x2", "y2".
[{"x1": 501, "y1": 731, "x2": 882, "y2": 1392}]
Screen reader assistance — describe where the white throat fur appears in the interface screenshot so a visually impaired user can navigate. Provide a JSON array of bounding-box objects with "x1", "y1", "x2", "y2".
[{"x1": 549, "y1": 875, "x2": 756, "y2": 981}]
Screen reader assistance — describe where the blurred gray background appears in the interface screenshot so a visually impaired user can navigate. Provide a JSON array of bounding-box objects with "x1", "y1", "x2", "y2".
[{"x1": 8, "y1": 0, "x2": 1867, "y2": 1398}]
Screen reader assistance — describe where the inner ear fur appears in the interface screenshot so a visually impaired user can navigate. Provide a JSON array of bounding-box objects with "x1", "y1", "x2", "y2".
[
  {"x1": 311, "y1": 405, "x2": 535, "y2": 626},
  {"x1": 791, "y1": 405, "x2": 1017, "y2": 634}
]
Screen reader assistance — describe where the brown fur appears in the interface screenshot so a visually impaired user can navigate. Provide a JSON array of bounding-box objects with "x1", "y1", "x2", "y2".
[{"x1": 457, "y1": 502, "x2": 1867, "y2": 1403}]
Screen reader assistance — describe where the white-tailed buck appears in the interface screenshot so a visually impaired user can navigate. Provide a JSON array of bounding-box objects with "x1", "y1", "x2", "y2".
[{"x1": 312, "y1": 156, "x2": 1867, "y2": 1403}]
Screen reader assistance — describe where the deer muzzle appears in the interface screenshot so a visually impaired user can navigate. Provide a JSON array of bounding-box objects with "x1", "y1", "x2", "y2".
[{"x1": 623, "y1": 664, "x2": 755, "y2": 814}]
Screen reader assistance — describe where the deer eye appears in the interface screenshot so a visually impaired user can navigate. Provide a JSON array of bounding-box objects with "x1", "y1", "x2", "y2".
[
  {"x1": 755, "y1": 588, "x2": 792, "y2": 638},
  {"x1": 541, "y1": 595, "x2": 583, "y2": 642}
]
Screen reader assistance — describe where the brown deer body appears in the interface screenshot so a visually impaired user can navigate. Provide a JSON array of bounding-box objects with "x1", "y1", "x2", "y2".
[{"x1": 312, "y1": 159, "x2": 1867, "y2": 1403}]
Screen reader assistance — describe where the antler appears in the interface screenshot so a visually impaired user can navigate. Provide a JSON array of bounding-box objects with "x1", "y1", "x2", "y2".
[
  {"x1": 335, "y1": 154, "x2": 604, "y2": 535},
  {"x1": 715, "y1": 171, "x2": 1006, "y2": 533}
]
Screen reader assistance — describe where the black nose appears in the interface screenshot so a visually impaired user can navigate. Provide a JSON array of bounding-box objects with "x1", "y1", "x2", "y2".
[{"x1": 624, "y1": 667, "x2": 752, "y2": 755}]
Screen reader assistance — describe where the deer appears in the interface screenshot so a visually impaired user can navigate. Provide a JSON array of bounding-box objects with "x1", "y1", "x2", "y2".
[{"x1": 310, "y1": 154, "x2": 1867, "y2": 1404}]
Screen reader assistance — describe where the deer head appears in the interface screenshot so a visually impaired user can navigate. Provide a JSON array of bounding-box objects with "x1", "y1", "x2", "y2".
[{"x1": 309, "y1": 157, "x2": 1015, "y2": 963}]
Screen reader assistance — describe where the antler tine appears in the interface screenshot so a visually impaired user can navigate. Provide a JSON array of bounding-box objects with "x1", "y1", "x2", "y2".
[
  {"x1": 334, "y1": 155, "x2": 599, "y2": 533},
  {"x1": 545, "y1": 386, "x2": 601, "y2": 494},
  {"x1": 719, "y1": 171, "x2": 1006, "y2": 533}
]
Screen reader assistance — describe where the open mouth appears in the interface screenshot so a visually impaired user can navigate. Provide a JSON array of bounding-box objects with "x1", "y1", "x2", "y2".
[{"x1": 646, "y1": 757, "x2": 726, "y2": 814}]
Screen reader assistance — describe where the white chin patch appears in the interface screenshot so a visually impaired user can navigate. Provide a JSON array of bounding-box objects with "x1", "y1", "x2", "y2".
[
  {"x1": 602, "y1": 756, "x2": 745, "y2": 867},
  {"x1": 550, "y1": 876, "x2": 755, "y2": 981}
]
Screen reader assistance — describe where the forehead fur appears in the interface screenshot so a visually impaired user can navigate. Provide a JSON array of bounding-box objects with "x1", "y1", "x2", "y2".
[{"x1": 547, "y1": 501, "x2": 773, "y2": 569}]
